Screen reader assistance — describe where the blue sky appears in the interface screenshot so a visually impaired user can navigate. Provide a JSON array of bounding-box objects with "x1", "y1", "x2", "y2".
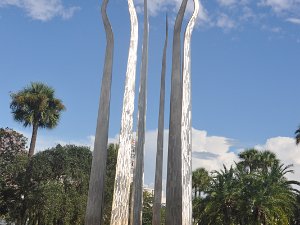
[{"x1": 1, "y1": 0, "x2": 300, "y2": 185}]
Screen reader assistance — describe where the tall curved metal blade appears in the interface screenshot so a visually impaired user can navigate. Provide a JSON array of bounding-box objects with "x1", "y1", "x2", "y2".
[
  {"x1": 131, "y1": 0, "x2": 149, "y2": 224},
  {"x1": 152, "y1": 14, "x2": 168, "y2": 225},
  {"x1": 85, "y1": 0, "x2": 114, "y2": 224},
  {"x1": 181, "y1": 0, "x2": 199, "y2": 224},
  {"x1": 110, "y1": 0, "x2": 138, "y2": 224},
  {"x1": 166, "y1": 0, "x2": 188, "y2": 224}
]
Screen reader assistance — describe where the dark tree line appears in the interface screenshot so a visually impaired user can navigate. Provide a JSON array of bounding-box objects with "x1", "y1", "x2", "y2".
[
  {"x1": 0, "y1": 128, "x2": 155, "y2": 225},
  {"x1": 0, "y1": 128, "x2": 92, "y2": 224},
  {"x1": 2, "y1": 128, "x2": 300, "y2": 224}
]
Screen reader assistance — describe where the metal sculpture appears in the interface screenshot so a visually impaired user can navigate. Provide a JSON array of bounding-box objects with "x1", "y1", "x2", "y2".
[
  {"x1": 181, "y1": 0, "x2": 199, "y2": 224},
  {"x1": 131, "y1": 0, "x2": 149, "y2": 224},
  {"x1": 85, "y1": 0, "x2": 113, "y2": 224},
  {"x1": 166, "y1": 0, "x2": 188, "y2": 224},
  {"x1": 110, "y1": 0, "x2": 138, "y2": 224},
  {"x1": 152, "y1": 15, "x2": 168, "y2": 225}
]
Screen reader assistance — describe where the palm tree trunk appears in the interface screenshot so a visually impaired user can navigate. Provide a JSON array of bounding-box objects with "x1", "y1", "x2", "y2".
[
  {"x1": 131, "y1": 0, "x2": 148, "y2": 224},
  {"x1": 85, "y1": 0, "x2": 114, "y2": 224},
  {"x1": 29, "y1": 123, "x2": 38, "y2": 157},
  {"x1": 152, "y1": 14, "x2": 168, "y2": 225},
  {"x1": 166, "y1": 0, "x2": 188, "y2": 224}
]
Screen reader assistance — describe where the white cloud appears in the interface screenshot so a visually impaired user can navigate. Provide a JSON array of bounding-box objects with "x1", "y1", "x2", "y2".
[
  {"x1": 240, "y1": 6, "x2": 256, "y2": 21},
  {"x1": 217, "y1": 0, "x2": 237, "y2": 7},
  {"x1": 261, "y1": 24, "x2": 283, "y2": 33},
  {"x1": 17, "y1": 127, "x2": 237, "y2": 184},
  {"x1": 16, "y1": 128, "x2": 300, "y2": 194},
  {"x1": 260, "y1": 0, "x2": 292, "y2": 12},
  {"x1": 143, "y1": 131, "x2": 300, "y2": 189},
  {"x1": 143, "y1": 128, "x2": 237, "y2": 203},
  {"x1": 191, "y1": 128, "x2": 238, "y2": 171},
  {"x1": 141, "y1": 128, "x2": 238, "y2": 187},
  {"x1": 216, "y1": 13, "x2": 236, "y2": 30},
  {"x1": 259, "y1": 0, "x2": 300, "y2": 13},
  {"x1": 286, "y1": 17, "x2": 300, "y2": 24},
  {"x1": 134, "y1": 0, "x2": 209, "y2": 23},
  {"x1": 255, "y1": 136, "x2": 300, "y2": 182},
  {"x1": 0, "y1": 0, "x2": 79, "y2": 21}
]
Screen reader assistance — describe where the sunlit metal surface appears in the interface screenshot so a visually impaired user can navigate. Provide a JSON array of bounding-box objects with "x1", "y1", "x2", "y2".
[
  {"x1": 85, "y1": 0, "x2": 114, "y2": 224},
  {"x1": 132, "y1": 0, "x2": 149, "y2": 224},
  {"x1": 110, "y1": 0, "x2": 138, "y2": 224},
  {"x1": 152, "y1": 15, "x2": 168, "y2": 225},
  {"x1": 166, "y1": 0, "x2": 188, "y2": 224},
  {"x1": 181, "y1": 0, "x2": 199, "y2": 224}
]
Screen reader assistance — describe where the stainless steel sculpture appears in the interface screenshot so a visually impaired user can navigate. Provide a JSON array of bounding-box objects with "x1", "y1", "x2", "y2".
[
  {"x1": 131, "y1": 0, "x2": 148, "y2": 224},
  {"x1": 181, "y1": 0, "x2": 199, "y2": 224},
  {"x1": 85, "y1": 0, "x2": 113, "y2": 224},
  {"x1": 166, "y1": 0, "x2": 188, "y2": 224},
  {"x1": 110, "y1": 0, "x2": 138, "y2": 224},
  {"x1": 152, "y1": 15, "x2": 168, "y2": 225}
]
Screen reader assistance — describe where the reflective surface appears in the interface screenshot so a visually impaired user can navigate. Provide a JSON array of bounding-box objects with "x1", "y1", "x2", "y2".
[
  {"x1": 166, "y1": 0, "x2": 188, "y2": 224},
  {"x1": 132, "y1": 0, "x2": 148, "y2": 224},
  {"x1": 85, "y1": 0, "x2": 114, "y2": 224},
  {"x1": 110, "y1": 0, "x2": 138, "y2": 224},
  {"x1": 152, "y1": 15, "x2": 168, "y2": 225},
  {"x1": 181, "y1": 0, "x2": 199, "y2": 224}
]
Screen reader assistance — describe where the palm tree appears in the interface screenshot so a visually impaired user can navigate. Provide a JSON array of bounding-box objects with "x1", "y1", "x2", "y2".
[
  {"x1": 10, "y1": 82, "x2": 65, "y2": 157},
  {"x1": 195, "y1": 150, "x2": 300, "y2": 225},
  {"x1": 295, "y1": 126, "x2": 300, "y2": 145},
  {"x1": 192, "y1": 168, "x2": 211, "y2": 224},
  {"x1": 238, "y1": 149, "x2": 279, "y2": 173},
  {"x1": 205, "y1": 166, "x2": 240, "y2": 225},
  {"x1": 192, "y1": 168, "x2": 211, "y2": 198}
]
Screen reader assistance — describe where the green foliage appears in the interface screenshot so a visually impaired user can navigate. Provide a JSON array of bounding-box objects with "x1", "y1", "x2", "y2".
[
  {"x1": 0, "y1": 128, "x2": 28, "y2": 222},
  {"x1": 192, "y1": 168, "x2": 211, "y2": 224},
  {"x1": 10, "y1": 82, "x2": 65, "y2": 129},
  {"x1": 2, "y1": 130, "x2": 300, "y2": 225},
  {"x1": 0, "y1": 141, "x2": 121, "y2": 225},
  {"x1": 10, "y1": 82, "x2": 65, "y2": 156},
  {"x1": 0, "y1": 142, "x2": 93, "y2": 225},
  {"x1": 101, "y1": 144, "x2": 161, "y2": 225},
  {"x1": 193, "y1": 149, "x2": 300, "y2": 225},
  {"x1": 103, "y1": 144, "x2": 119, "y2": 225},
  {"x1": 0, "y1": 152, "x2": 28, "y2": 223},
  {"x1": 24, "y1": 144, "x2": 92, "y2": 225},
  {"x1": 0, "y1": 127, "x2": 27, "y2": 157},
  {"x1": 142, "y1": 191, "x2": 154, "y2": 225}
]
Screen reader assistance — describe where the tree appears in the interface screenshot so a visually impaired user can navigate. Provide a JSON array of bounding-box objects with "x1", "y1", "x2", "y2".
[
  {"x1": 142, "y1": 191, "x2": 154, "y2": 225},
  {"x1": 10, "y1": 82, "x2": 65, "y2": 157},
  {"x1": 0, "y1": 143, "x2": 92, "y2": 225},
  {"x1": 29, "y1": 145, "x2": 92, "y2": 224},
  {"x1": 0, "y1": 141, "x2": 121, "y2": 225},
  {"x1": 0, "y1": 127, "x2": 27, "y2": 157},
  {"x1": 192, "y1": 168, "x2": 211, "y2": 224},
  {"x1": 192, "y1": 168, "x2": 211, "y2": 198},
  {"x1": 102, "y1": 144, "x2": 119, "y2": 225},
  {"x1": 19, "y1": 144, "x2": 92, "y2": 225},
  {"x1": 238, "y1": 149, "x2": 279, "y2": 173},
  {"x1": 295, "y1": 126, "x2": 300, "y2": 145},
  {"x1": 0, "y1": 128, "x2": 29, "y2": 224},
  {"x1": 204, "y1": 166, "x2": 240, "y2": 225},
  {"x1": 0, "y1": 152, "x2": 28, "y2": 224},
  {"x1": 194, "y1": 149, "x2": 300, "y2": 225},
  {"x1": 291, "y1": 194, "x2": 300, "y2": 224}
]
